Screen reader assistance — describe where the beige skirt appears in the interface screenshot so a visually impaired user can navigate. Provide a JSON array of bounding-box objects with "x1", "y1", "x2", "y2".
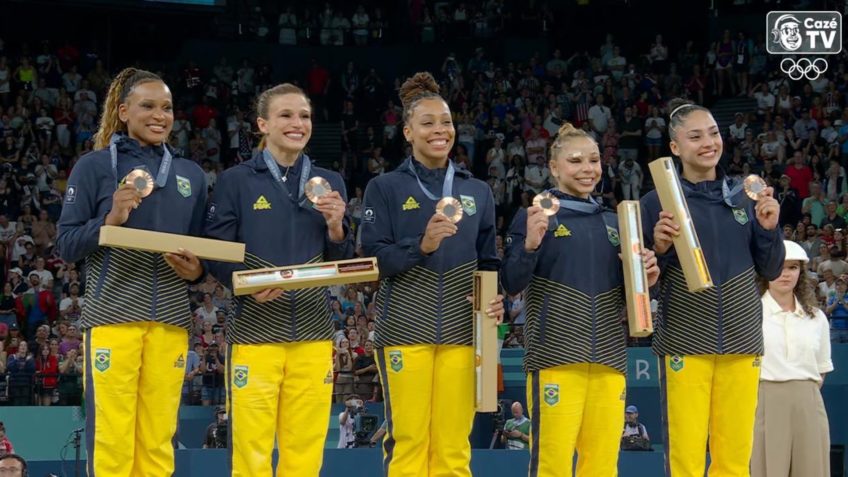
[{"x1": 751, "y1": 380, "x2": 830, "y2": 477}]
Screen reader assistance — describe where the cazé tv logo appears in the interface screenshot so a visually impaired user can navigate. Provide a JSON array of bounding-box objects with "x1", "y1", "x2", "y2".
[{"x1": 767, "y1": 11, "x2": 842, "y2": 54}]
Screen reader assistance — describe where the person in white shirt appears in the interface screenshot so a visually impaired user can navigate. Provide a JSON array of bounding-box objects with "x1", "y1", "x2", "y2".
[
  {"x1": 338, "y1": 394, "x2": 363, "y2": 448},
  {"x1": 753, "y1": 240, "x2": 833, "y2": 477},
  {"x1": 587, "y1": 94, "x2": 612, "y2": 136},
  {"x1": 523, "y1": 155, "x2": 550, "y2": 195}
]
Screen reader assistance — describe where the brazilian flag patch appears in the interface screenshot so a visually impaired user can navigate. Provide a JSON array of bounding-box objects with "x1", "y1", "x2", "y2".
[
  {"x1": 176, "y1": 175, "x2": 192, "y2": 198},
  {"x1": 234, "y1": 365, "x2": 249, "y2": 388},
  {"x1": 732, "y1": 208, "x2": 748, "y2": 225},
  {"x1": 543, "y1": 384, "x2": 559, "y2": 406},
  {"x1": 389, "y1": 350, "x2": 403, "y2": 372},
  {"x1": 94, "y1": 348, "x2": 111, "y2": 372}
]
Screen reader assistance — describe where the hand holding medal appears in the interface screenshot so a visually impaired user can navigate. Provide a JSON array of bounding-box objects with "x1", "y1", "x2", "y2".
[
  {"x1": 307, "y1": 176, "x2": 346, "y2": 241},
  {"x1": 745, "y1": 175, "x2": 780, "y2": 230},
  {"x1": 105, "y1": 169, "x2": 153, "y2": 226}
]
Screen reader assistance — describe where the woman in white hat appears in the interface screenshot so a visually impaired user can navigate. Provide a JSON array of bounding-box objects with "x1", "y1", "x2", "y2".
[{"x1": 753, "y1": 240, "x2": 833, "y2": 477}]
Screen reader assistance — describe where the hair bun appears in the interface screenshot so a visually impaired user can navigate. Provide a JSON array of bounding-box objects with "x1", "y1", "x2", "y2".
[
  {"x1": 556, "y1": 122, "x2": 578, "y2": 137},
  {"x1": 399, "y1": 72, "x2": 440, "y2": 109}
]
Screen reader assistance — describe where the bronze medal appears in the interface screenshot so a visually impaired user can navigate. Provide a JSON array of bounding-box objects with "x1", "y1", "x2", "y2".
[
  {"x1": 533, "y1": 191, "x2": 560, "y2": 216},
  {"x1": 123, "y1": 169, "x2": 154, "y2": 198},
  {"x1": 436, "y1": 197, "x2": 463, "y2": 223},
  {"x1": 305, "y1": 176, "x2": 332, "y2": 204},
  {"x1": 743, "y1": 175, "x2": 767, "y2": 201}
]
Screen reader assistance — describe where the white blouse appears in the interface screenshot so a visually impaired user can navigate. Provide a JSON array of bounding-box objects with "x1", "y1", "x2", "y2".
[{"x1": 760, "y1": 291, "x2": 834, "y2": 383}]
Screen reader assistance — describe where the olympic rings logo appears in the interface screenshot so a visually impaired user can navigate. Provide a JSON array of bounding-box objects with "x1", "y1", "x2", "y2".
[{"x1": 780, "y1": 58, "x2": 829, "y2": 80}]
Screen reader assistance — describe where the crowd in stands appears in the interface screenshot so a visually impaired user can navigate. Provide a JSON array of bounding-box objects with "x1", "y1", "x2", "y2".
[{"x1": 1, "y1": 0, "x2": 848, "y2": 408}]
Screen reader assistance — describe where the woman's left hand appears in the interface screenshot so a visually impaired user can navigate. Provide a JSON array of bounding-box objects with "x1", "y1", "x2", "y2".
[
  {"x1": 164, "y1": 248, "x2": 203, "y2": 281},
  {"x1": 315, "y1": 191, "x2": 346, "y2": 240},
  {"x1": 755, "y1": 187, "x2": 780, "y2": 231},
  {"x1": 642, "y1": 248, "x2": 660, "y2": 287}
]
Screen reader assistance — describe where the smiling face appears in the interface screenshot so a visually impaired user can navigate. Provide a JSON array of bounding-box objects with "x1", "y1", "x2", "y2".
[
  {"x1": 403, "y1": 97, "x2": 455, "y2": 164},
  {"x1": 549, "y1": 136, "x2": 601, "y2": 199},
  {"x1": 118, "y1": 80, "x2": 174, "y2": 147},
  {"x1": 670, "y1": 110, "x2": 723, "y2": 176},
  {"x1": 257, "y1": 93, "x2": 312, "y2": 155}
]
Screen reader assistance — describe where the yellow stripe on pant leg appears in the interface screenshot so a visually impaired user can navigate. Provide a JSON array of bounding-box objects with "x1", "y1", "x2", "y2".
[
  {"x1": 707, "y1": 354, "x2": 760, "y2": 477},
  {"x1": 276, "y1": 341, "x2": 334, "y2": 476},
  {"x1": 663, "y1": 354, "x2": 715, "y2": 477},
  {"x1": 533, "y1": 363, "x2": 591, "y2": 477},
  {"x1": 229, "y1": 343, "x2": 286, "y2": 477},
  {"x1": 132, "y1": 322, "x2": 189, "y2": 477},
  {"x1": 429, "y1": 345, "x2": 475, "y2": 477},
  {"x1": 87, "y1": 322, "x2": 145, "y2": 477},
  {"x1": 375, "y1": 345, "x2": 435, "y2": 477},
  {"x1": 575, "y1": 364, "x2": 626, "y2": 477}
]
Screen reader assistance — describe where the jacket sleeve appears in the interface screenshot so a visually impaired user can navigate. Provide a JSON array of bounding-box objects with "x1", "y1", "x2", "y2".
[
  {"x1": 324, "y1": 172, "x2": 355, "y2": 261},
  {"x1": 501, "y1": 208, "x2": 539, "y2": 295},
  {"x1": 640, "y1": 191, "x2": 676, "y2": 272},
  {"x1": 56, "y1": 156, "x2": 107, "y2": 263},
  {"x1": 476, "y1": 186, "x2": 500, "y2": 272},
  {"x1": 359, "y1": 178, "x2": 427, "y2": 278},
  {"x1": 749, "y1": 204, "x2": 785, "y2": 280},
  {"x1": 203, "y1": 169, "x2": 242, "y2": 290}
]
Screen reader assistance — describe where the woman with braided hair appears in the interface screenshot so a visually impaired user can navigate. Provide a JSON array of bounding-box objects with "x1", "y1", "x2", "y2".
[
  {"x1": 360, "y1": 71, "x2": 505, "y2": 476},
  {"x1": 57, "y1": 67, "x2": 207, "y2": 476}
]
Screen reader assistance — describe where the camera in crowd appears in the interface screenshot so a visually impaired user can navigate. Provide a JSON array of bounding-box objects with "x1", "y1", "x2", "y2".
[{"x1": 344, "y1": 394, "x2": 379, "y2": 448}]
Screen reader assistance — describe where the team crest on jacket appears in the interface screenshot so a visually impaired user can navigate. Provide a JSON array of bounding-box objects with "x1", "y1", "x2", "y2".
[
  {"x1": 606, "y1": 226, "x2": 620, "y2": 247},
  {"x1": 95, "y1": 348, "x2": 111, "y2": 372},
  {"x1": 460, "y1": 195, "x2": 477, "y2": 216},
  {"x1": 732, "y1": 208, "x2": 749, "y2": 225},
  {"x1": 234, "y1": 365, "x2": 249, "y2": 388},
  {"x1": 554, "y1": 224, "x2": 571, "y2": 238},
  {"x1": 543, "y1": 384, "x2": 559, "y2": 406},
  {"x1": 389, "y1": 350, "x2": 403, "y2": 372},
  {"x1": 176, "y1": 175, "x2": 192, "y2": 198},
  {"x1": 402, "y1": 197, "x2": 420, "y2": 211}
]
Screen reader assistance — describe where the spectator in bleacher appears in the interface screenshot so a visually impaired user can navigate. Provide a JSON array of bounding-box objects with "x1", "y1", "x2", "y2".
[
  {"x1": 194, "y1": 292, "x2": 218, "y2": 326},
  {"x1": 754, "y1": 241, "x2": 833, "y2": 476},
  {"x1": 353, "y1": 339, "x2": 377, "y2": 398},
  {"x1": 334, "y1": 337, "x2": 355, "y2": 403},
  {"x1": 182, "y1": 342, "x2": 203, "y2": 405},
  {"x1": 643, "y1": 106, "x2": 665, "y2": 161},
  {"x1": 0, "y1": 423, "x2": 15, "y2": 458},
  {"x1": 16, "y1": 273, "x2": 55, "y2": 337},
  {"x1": 7, "y1": 340, "x2": 34, "y2": 405},
  {"x1": 821, "y1": 201, "x2": 847, "y2": 231},
  {"x1": 618, "y1": 157, "x2": 643, "y2": 201},
  {"x1": 35, "y1": 338, "x2": 59, "y2": 405},
  {"x1": 57, "y1": 323, "x2": 79, "y2": 356},
  {"x1": 802, "y1": 181, "x2": 827, "y2": 226},
  {"x1": 642, "y1": 99, "x2": 783, "y2": 477},
  {"x1": 503, "y1": 122, "x2": 659, "y2": 475},
  {"x1": 0, "y1": 283, "x2": 14, "y2": 328},
  {"x1": 201, "y1": 342, "x2": 224, "y2": 406}
]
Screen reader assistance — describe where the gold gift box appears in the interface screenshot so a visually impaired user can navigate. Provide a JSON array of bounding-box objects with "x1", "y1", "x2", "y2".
[
  {"x1": 647, "y1": 157, "x2": 713, "y2": 292},
  {"x1": 232, "y1": 257, "x2": 379, "y2": 296},
  {"x1": 473, "y1": 271, "x2": 499, "y2": 412},
  {"x1": 617, "y1": 201, "x2": 653, "y2": 337},
  {"x1": 99, "y1": 225, "x2": 245, "y2": 263}
]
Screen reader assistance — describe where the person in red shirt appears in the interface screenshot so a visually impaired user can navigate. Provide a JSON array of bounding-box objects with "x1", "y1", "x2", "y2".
[
  {"x1": 35, "y1": 339, "x2": 60, "y2": 406},
  {"x1": 0, "y1": 422, "x2": 15, "y2": 457},
  {"x1": 306, "y1": 59, "x2": 331, "y2": 120},
  {"x1": 191, "y1": 96, "x2": 218, "y2": 129},
  {"x1": 785, "y1": 151, "x2": 813, "y2": 198}
]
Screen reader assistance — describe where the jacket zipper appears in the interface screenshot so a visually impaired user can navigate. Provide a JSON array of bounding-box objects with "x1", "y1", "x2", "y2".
[{"x1": 714, "y1": 205, "x2": 724, "y2": 353}]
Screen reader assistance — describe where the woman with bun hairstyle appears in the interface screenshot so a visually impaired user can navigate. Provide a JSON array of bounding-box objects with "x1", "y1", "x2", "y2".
[
  {"x1": 359, "y1": 72, "x2": 504, "y2": 476},
  {"x1": 502, "y1": 122, "x2": 659, "y2": 477},
  {"x1": 56, "y1": 68, "x2": 207, "y2": 476},
  {"x1": 204, "y1": 83, "x2": 353, "y2": 476},
  {"x1": 640, "y1": 98, "x2": 785, "y2": 476},
  {"x1": 753, "y1": 240, "x2": 833, "y2": 477}
]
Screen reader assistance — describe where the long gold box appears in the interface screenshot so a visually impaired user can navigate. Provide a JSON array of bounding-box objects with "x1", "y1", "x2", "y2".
[
  {"x1": 99, "y1": 225, "x2": 245, "y2": 263},
  {"x1": 647, "y1": 157, "x2": 714, "y2": 292},
  {"x1": 473, "y1": 271, "x2": 499, "y2": 412},
  {"x1": 617, "y1": 201, "x2": 654, "y2": 337},
  {"x1": 232, "y1": 257, "x2": 379, "y2": 296}
]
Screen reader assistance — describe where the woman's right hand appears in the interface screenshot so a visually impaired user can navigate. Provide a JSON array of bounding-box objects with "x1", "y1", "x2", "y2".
[
  {"x1": 105, "y1": 183, "x2": 142, "y2": 226},
  {"x1": 252, "y1": 288, "x2": 284, "y2": 303},
  {"x1": 653, "y1": 211, "x2": 679, "y2": 255},
  {"x1": 524, "y1": 206, "x2": 548, "y2": 252}
]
